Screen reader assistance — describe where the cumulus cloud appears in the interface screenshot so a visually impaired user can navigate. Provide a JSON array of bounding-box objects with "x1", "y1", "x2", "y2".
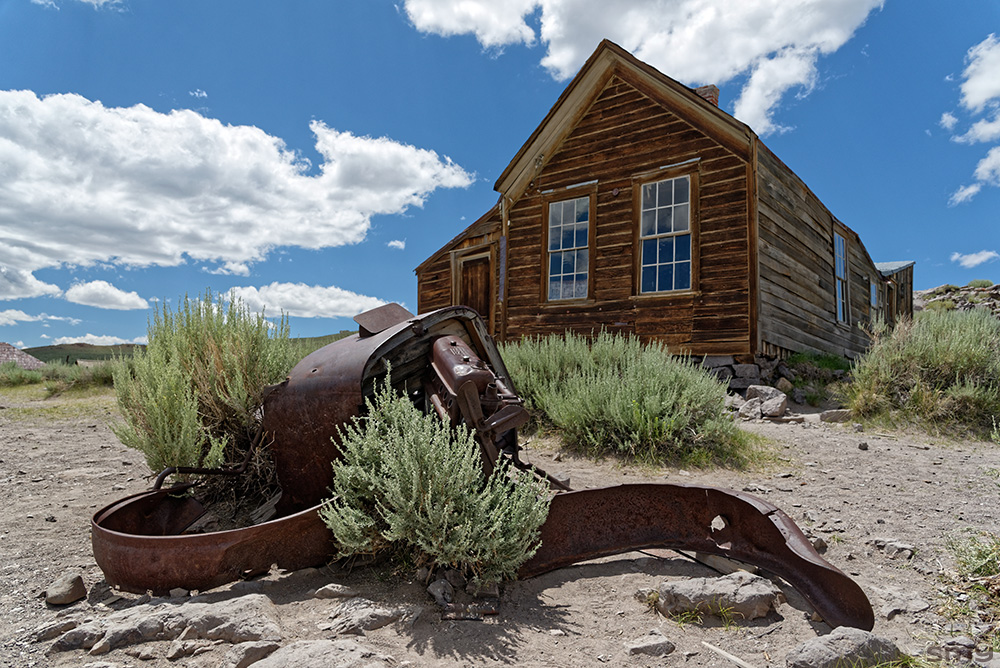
[
  {"x1": 402, "y1": 0, "x2": 884, "y2": 135},
  {"x1": 0, "y1": 90, "x2": 474, "y2": 297},
  {"x1": 940, "y1": 112, "x2": 958, "y2": 131},
  {"x1": 64, "y1": 280, "x2": 149, "y2": 310},
  {"x1": 944, "y1": 34, "x2": 1000, "y2": 203},
  {"x1": 52, "y1": 333, "x2": 147, "y2": 345},
  {"x1": 950, "y1": 250, "x2": 1000, "y2": 269},
  {"x1": 388, "y1": 239, "x2": 406, "y2": 250},
  {"x1": 230, "y1": 282, "x2": 388, "y2": 319}
]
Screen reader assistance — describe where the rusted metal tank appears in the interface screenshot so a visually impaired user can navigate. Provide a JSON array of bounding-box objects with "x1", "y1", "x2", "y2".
[{"x1": 91, "y1": 304, "x2": 873, "y2": 630}]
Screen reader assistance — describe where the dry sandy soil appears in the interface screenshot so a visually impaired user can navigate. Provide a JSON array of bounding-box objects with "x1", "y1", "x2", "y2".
[{"x1": 2, "y1": 385, "x2": 999, "y2": 667}]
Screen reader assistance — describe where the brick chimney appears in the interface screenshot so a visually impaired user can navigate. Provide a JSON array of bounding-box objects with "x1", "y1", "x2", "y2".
[{"x1": 694, "y1": 84, "x2": 719, "y2": 106}]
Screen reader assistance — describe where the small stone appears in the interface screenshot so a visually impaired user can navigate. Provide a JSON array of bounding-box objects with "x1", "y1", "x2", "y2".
[
  {"x1": 415, "y1": 566, "x2": 432, "y2": 583},
  {"x1": 427, "y1": 579, "x2": 454, "y2": 607},
  {"x1": 88, "y1": 637, "x2": 112, "y2": 655},
  {"x1": 853, "y1": 423, "x2": 864, "y2": 432},
  {"x1": 655, "y1": 571, "x2": 783, "y2": 621},
  {"x1": 444, "y1": 569, "x2": 467, "y2": 589},
  {"x1": 775, "y1": 377, "x2": 795, "y2": 393},
  {"x1": 549, "y1": 629, "x2": 567, "y2": 636},
  {"x1": 168, "y1": 587, "x2": 189, "y2": 599},
  {"x1": 46, "y1": 572, "x2": 87, "y2": 606},
  {"x1": 812, "y1": 537, "x2": 828, "y2": 553},
  {"x1": 858, "y1": 442, "x2": 869, "y2": 451},
  {"x1": 626, "y1": 629, "x2": 675, "y2": 656},
  {"x1": 313, "y1": 583, "x2": 358, "y2": 599}
]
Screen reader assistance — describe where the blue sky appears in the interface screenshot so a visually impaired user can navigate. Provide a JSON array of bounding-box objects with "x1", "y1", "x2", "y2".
[{"x1": 1, "y1": 0, "x2": 999, "y2": 348}]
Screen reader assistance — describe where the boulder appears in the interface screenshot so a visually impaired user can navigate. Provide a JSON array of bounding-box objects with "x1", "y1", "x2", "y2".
[
  {"x1": 738, "y1": 398, "x2": 762, "y2": 420},
  {"x1": 45, "y1": 571, "x2": 87, "y2": 606},
  {"x1": 746, "y1": 385, "x2": 784, "y2": 402},
  {"x1": 761, "y1": 394, "x2": 788, "y2": 418},
  {"x1": 655, "y1": 571, "x2": 784, "y2": 621},
  {"x1": 785, "y1": 627, "x2": 900, "y2": 668}
]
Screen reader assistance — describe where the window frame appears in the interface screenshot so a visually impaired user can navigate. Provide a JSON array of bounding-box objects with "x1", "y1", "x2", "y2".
[
  {"x1": 540, "y1": 186, "x2": 597, "y2": 304},
  {"x1": 632, "y1": 165, "x2": 700, "y2": 298},
  {"x1": 834, "y1": 230, "x2": 849, "y2": 324}
]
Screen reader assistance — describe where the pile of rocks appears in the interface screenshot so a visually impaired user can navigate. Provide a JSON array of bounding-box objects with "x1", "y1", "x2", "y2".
[
  {"x1": 916, "y1": 282, "x2": 1000, "y2": 316},
  {"x1": 701, "y1": 355, "x2": 797, "y2": 392}
]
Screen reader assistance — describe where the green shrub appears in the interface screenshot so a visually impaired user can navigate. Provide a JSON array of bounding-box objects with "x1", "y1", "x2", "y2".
[
  {"x1": 786, "y1": 351, "x2": 851, "y2": 373},
  {"x1": 968, "y1": 279, "x2": 994, "y2": 289},
  {"x1": 0, "y1": 362, "x2": 43, "y2": 387},
  {"x1": 925, "y1": 299, "x2": 956, "y2": 311},
  {"x1": 847, "y1": 309, "x2": 1000, "y2": 438},
  {"x1": 319, "y1": 381, "x2": 551, "y2": 585},
  {"x1": 112, "y1": 290, "x2": 298, "y2": 473},
  {"x1": 501, "y1": 332, "x2": 753, "y2": 466}
]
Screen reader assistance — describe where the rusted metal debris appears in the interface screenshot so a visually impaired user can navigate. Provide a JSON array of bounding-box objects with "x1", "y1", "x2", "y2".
[{"x1": 92, "y1": 304, "x2": 873, "y2": 630}]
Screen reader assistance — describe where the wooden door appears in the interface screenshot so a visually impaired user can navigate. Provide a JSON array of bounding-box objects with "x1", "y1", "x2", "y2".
[{"x1": 459, "y1": 254, "x2": 492, "y2": 322}]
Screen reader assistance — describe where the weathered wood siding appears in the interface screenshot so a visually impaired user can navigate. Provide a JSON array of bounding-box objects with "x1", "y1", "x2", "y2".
[
  {"x1": 756, "y1": 144, "x2": 875, "y2": 358},
  {"x1": 415, "y1": 209, "x2": 502, "y2": 335},
  {"x1": 503, "y1": 74, "x2": 753, "y2": 354}
]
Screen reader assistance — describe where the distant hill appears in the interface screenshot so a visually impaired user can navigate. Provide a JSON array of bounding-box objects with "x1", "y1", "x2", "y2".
[{"x1": 25, "y1": 330, "x2": 357, "y2": 365}]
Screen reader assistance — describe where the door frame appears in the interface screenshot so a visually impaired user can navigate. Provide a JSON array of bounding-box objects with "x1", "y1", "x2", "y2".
[{"x1": 451, "y1": 243, "x2": 496, "y2": 334}]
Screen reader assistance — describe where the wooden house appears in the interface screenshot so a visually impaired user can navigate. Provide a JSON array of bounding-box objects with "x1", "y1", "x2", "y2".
[{"x1": 415, "y1": 40, "x2": 913, "y2": 360}]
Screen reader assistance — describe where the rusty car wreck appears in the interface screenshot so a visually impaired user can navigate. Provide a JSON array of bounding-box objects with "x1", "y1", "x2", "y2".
[{"x1": 91, "y1": 303, "x2": 874, "y2": 631}]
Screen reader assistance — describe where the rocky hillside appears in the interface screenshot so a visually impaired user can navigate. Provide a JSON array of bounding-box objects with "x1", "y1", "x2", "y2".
[{"x1": 915, "y1": 280, "x2": 1000, "y2": 315}]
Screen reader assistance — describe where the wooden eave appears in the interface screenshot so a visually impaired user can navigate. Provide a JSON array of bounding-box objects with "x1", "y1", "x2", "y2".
[
  {"x1": 493, "y1": 39, "x2": 755, "y2": 204},
  {"x1": 413, "y1": 203, "x2": 501, "y2": 275}
]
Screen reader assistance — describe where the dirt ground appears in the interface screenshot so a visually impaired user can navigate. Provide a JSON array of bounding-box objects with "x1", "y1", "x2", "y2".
[{"x1": 2, "y1": 385, "x2": 999, "y2": 667}]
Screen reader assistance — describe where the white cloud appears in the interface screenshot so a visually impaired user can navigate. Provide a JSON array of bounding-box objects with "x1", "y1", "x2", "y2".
[
  {"x1": 960, "y1": 34, "x2": 1000, "y2": 113},
  {"x1": 52, "y1": 333, "x2": 147, "y2": 345},
  {"x1": 230, "y1": 282, "x2": 388, "y2": 319},
  {"x1": 189, "y1": 89, "x2": 208, "y2": 99},
  {"x1": 0, "y1": 91, "x2": 474, "y2": 296},
  {"x1": 207, "y1": 261, "x2": 251, "y2": 276},
  {"x1": 0, "y1": 309, "x2": 41, "y2": 326},
  {"x1": 64, "y1": 280, "x2": 149, "y2": 310},
  {"x1": 403, "y1": 0, "x2": 884, "y2": 135},
  {"x1": 387, "y1": 239, "x2": 406, "y2": 250},
  {"x1": 945, "y1": 35, "x2": 1000, "y2": 202},
  {"x1": 949, "y1": 183, "x2": 982, "y2": 206},
  {"x1": 0, "y1": 266, "x2": 61, "y2": 299},
  {"x1": 939, "y1": 112, "x2": 958, "y2": 131},
  {"x1": 32, "y1": 0, "x2": 121, "y2": 7},
  {"x1": 950, "y1": 250, "x2": 1000, "y2": 269},
  {"x1": 0, "y1": 310, "x2": 81, "y2": 327}
]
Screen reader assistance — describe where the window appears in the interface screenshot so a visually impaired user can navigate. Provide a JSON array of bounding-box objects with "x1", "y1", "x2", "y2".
[
  {"x1": 639, "y1": 175, "x2": 691, "y2": 293},
  {"x1": 834, "y1": 231, "x2": 848, "y2": 323},
  {"x1": 870, "y1": 279, "x2": 879, "y2": 320},
  {"x1": 546, "y1": 196, "x2": 589, "y2": 301}
]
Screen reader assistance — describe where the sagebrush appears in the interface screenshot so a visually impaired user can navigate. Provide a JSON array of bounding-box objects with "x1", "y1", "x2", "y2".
[
  {"x1": 319, "y1": 381, "x2": 551, "y2": 585},
  {"x1": 847, "y1": 309, "x2": 1000, "y2": 438},
  {"x1": 500, "y1": 331, "x2": 754, "y2": 466},
  {"x1": 112, "y1": 290, "x2": 299, "y2": 473}
]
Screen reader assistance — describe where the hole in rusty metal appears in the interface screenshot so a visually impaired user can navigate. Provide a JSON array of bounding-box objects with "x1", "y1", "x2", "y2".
[{"x1": 710, "y1": 515, "x2": 729, "y2": 532}]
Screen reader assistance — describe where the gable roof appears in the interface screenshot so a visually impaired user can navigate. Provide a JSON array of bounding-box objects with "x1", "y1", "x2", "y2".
[
  {"x1": 494, "y1": 39, "x2": 754, "y2": 205},
  {"x1": 875, "y1": 261, "x2": 916, "y2": 277},
  {"x1": 0, "y1": 342, "x2": 45, "y2": 370}
]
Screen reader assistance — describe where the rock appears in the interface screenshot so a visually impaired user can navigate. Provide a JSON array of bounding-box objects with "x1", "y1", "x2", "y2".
[
  {"x1": 168, "y1": 588, "x2": 189, "y2": 599},
  {"x1": 415, "y1": 566, "x2": 432, "y2": 583},
  {"x1": 655, "y1": 571, "x2": 784, "y2": 621},
  {"x1": 221, "y1": 640, "x2": 281, "y2": 668},
  {"x1": 50, "y1": 593, "x2": 282, "y2": 653},
  {"x1": 733, "y1": 363, "x2": 761, "y2": 379},
  {"x1": 777, "y1": 363, "x2": 797, "y2": 382},
  {"x1": 728, "y1": 377, "x2": 754, "y2": 391},
  {"x1": 329, "y1": 597, "x2": 416, "y2": 635},
  {"x1": 785, "y1": 626, "x2": 900, "y2": 668},
  {"x1": 852, "y1": 423, "x2": 864, "y2": 432},
  {"x1": 761, "y1": 395, "x2": 788, "y2": 418},
  {"x1": 444, "y1": 569, "x2": 467, "y2": 590},
  {"x1": 427, "y1": 579, "x2": 454, "y2": 607},
  {"x1": 627, "y1": 629, "x2": 675, "y2": 656},
  {"x1": 738, "y1": 398, "x2": 762, "y2": 420},
  {"x1": 702, "y1": 355, "x2": 735, "y2": 368},
  {"x1": 872, "y1": 586, "x2": 930, "y2": 619},
  {"x1": 32, "y1": 617, "x2": 80, "y2": 642},
  {"x1": 776, "y1": 377, "x2": 795, "y2": 393},
  {"x1": 746, "y1": 385, "x2": 785, "y2": 402},
  {"x1": 792, "y1": 388, "x2": 807, "y2": 404},
  {"x1": 252, "y1": 639, "x2": 393, "y2": 668},
  {"x1": 724, "y1": 393, "x2": 745, "y2": 410},
  {"x1": 820, "y1": 409, "x2": 851, "y2": 423},
  {"x1": 940, "y1": 636, "x2": 977, "y2": 661},
  {"x1": 811, "y1": 536, "x2": 828, "y2": 554},
  {"x1": 46, "y1": 571, "x2": 87, "y2": 606},
  {"x1": 858, "y1": 442, "x2": 869, "y2": 451},
  {"x1": 313, "y1": 583, "x2": 358, "y2": 599},
  {"x1": 871, "y1": 538, "x2": 915, "y2": 559},
  {"x1": 709, "y1": 366, "x2": 735, "y2": 381}
]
